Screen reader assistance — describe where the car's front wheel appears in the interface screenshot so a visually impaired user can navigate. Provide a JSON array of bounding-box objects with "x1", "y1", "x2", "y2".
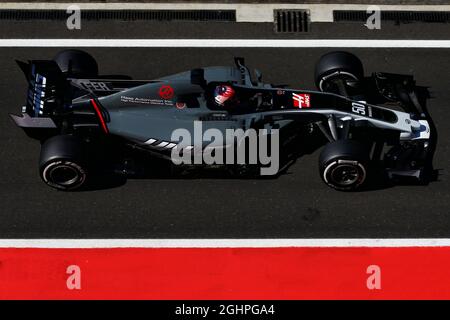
[
  {"x1": 314, "y1": 51, "x2": 364, "y2": 96},
  {"x1": 319, "y1": 140, "x2": 369, "y2": 191}
]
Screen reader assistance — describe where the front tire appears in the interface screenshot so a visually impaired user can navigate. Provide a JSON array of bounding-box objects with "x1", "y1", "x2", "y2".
[
  {"x1": 315, "y1": 51, "x2": 364, "y2": 95},
  {"x1": 319, "y1": 140, "x2": 369, "y2": 191},
  {"x1": 39, "y1": 135, "x2": 88, "y2": 191}
]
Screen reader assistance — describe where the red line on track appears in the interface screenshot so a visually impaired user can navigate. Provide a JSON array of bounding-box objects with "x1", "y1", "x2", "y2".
[{"x1": 0, "y1": 247, "x2": 449, "y2": 300}]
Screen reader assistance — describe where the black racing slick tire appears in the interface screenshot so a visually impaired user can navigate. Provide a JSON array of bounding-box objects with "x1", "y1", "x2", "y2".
[
  {"x1": 53, "y1": 49, "x2": 98, "y2": 78},
  {"x1": 39, "y1": 135, "x2": 88, "y2": 191},
  {"x1": 319, "y1": 140, "x2": 370, "y2": 191},
  {"x1": 314, "y1": 51, "x2": 364, "y2": 93}
]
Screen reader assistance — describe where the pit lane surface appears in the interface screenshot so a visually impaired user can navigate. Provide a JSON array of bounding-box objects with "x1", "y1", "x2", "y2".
[{"x1": 0, "y1": 21, "x2": 449, "y2": 238}]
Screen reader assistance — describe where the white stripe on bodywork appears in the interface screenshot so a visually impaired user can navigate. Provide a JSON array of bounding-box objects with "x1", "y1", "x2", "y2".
[
  {"x1": 144, "y1": 138, "x2": 157, "y2": 145},
  {"x1": 156, "y1": 141, "x2": 169, "y2": 148},
  {"x1": 165, "y1": 143, "x2": 177, "y2": 149}
]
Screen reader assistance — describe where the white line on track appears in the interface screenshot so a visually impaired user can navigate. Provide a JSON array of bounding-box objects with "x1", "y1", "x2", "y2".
[
  {"x1": 0, "y1": 239, "x2": 450, "y2": 248},
  {"x1": 1, "y1": 39, "x2": 450, "y2": 48}
]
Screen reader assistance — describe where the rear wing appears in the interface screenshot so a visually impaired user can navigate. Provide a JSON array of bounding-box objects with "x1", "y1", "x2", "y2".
[{"x1": 16, "y1": 60, "x2": 69, "y2": 117}]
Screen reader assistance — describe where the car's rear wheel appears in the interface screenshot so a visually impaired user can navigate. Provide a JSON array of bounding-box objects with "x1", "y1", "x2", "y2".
[
  {"x1": 39, "y1": 135, "x2": 88, "y2": 191},
  {"x1": 315, "y1": 51, "x2": 364, "y2": 95},
  {"x1": 319, "y1": 140, "x2": 369, "y2": 191},
  {"x1": 53, "y1": 49, "x2": 98, "y2": 78}
]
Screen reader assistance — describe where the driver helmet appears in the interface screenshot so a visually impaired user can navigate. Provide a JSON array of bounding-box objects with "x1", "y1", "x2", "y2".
[{"x1": 214, "y1": 85, "x2": 235, "y2": 106}]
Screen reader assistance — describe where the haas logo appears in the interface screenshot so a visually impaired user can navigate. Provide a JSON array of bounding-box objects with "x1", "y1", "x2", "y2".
[
  {"x1": 159, "y1": 85, "x2": 174, "y2": 100},
  {"x1": 292, "y1": 93, "x2": 311, "y2": 108}
]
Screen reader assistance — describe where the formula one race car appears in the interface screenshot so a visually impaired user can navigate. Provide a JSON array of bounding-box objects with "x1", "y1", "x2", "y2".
[{"x1": 11, "y1": 50, "x2": 435, "y2": 191}]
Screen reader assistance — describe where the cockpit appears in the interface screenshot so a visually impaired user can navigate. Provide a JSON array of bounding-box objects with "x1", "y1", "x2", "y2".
[{"x1": 206, "y1": 82, "x2": 275, "y2": 113}]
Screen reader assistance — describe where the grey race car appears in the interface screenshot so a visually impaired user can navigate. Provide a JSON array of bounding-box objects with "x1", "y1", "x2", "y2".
[{"x1": 10, "y1": 50, "x2": 435, "y2": 191}]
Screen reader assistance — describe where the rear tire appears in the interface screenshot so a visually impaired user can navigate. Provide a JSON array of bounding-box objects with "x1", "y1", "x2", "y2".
[
  {"x1": 39, "y1": 135, "x2": 88, "y2": 191},
  {"x1": 319, "y1": 140, "x2": 369, "y2": 191},
  {"x1": 53, "y1": 49, "x2": 98, "y2": 78},
  {"x1": 315, "y1": 51, "x2": 364, "y2": 94}
]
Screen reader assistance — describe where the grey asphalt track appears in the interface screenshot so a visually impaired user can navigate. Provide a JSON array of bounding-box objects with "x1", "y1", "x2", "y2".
[
  {"x1": 0, "y1": 20, "x2": 449, "y2": 40},
  {"x1": 0, "y1": 20, "x2": 449, "y2": 238}
]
